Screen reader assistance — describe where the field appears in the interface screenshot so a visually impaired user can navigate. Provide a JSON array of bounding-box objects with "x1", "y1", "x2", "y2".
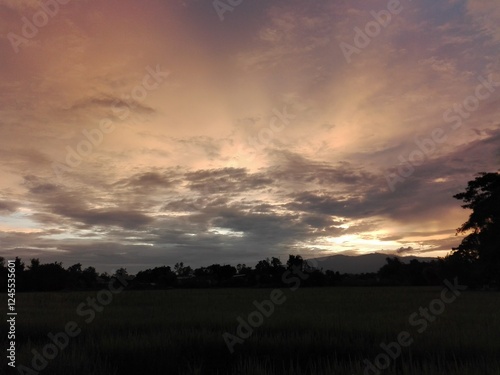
[{"x1": 2, "y1": 287, "x2": 500, "y2": 375}]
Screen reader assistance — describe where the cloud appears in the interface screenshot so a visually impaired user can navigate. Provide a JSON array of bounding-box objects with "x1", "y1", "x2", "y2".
[
  {"x1": 0, "y1": 200, "x2": 18, "y2": 213},
  {"x1": 396, "y1": 246, "x2": 414, "y2": 254},
  {"x1": 466, "y1": 1, "x2": 500, "y2": 42},
  {"x1": 68, "y1": 96, "x2": 156, "y2": 115},
  {"x1": 185, "y1": 167, "x2": 273, "y2": 194},
  {"x1": 1, "y1": 0, "x2": 498, "y2": 272},
  {"x1": 114, "y1": 170, "x2": 180, "y2": 192},
  {"x1": 0, "y1": 0, "x2": 42, "y2": 11}
]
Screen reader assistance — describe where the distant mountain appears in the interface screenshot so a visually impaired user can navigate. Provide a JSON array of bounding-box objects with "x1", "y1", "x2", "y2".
[{"x1": 306, "y1": 253, "x2": 436, "y2": 274}]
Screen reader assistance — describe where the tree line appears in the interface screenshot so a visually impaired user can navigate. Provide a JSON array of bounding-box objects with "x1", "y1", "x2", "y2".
[
  {"x1": 0, "y1": 254, "x2": 440, "y2": 292},
  {"x1": 1, "y1": 171, "x2": 498, "y2": 292},
  {"x1": 0, "y1": 251, "x2": 495, "y2": 292}
]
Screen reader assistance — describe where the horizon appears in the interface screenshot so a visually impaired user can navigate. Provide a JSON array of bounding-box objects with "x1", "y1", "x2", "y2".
[
  {"x1": 1, "y1": 0, "x2": 499, "y2": 274},
  {"x1": 7, "y1": 250, "x2": 439, "y2": 275}
]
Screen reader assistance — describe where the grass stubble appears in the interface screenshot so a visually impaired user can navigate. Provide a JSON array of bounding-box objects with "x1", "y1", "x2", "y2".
[{"x1": 2, "y1": 287, "x2": 500, "y2": 375}]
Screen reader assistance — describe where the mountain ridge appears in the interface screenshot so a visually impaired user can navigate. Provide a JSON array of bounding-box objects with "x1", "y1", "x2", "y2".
[{"x1": 306, "y1": 253, "x2": 436, "y2": 274}]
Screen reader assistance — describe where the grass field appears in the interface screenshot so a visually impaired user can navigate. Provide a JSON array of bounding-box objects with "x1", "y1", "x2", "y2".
[{"x1": 2, "y1": 287, "x2": 500, "y2": 375}]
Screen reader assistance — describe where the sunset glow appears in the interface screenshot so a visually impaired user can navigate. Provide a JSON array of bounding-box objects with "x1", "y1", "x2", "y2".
[{"x1": 1, "y1": 0, "x2": 499, "y2": 272}]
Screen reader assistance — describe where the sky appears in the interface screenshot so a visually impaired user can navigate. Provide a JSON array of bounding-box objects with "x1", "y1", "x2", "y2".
[{"x1": 0, "y1": 0, "x2": 499, "y2": 273}]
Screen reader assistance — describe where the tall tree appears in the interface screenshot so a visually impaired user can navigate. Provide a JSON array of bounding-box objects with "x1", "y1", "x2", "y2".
[
  {"x1": 451, "y1": 172, "x2": 500, "y2": 284},
  {"x1": 286, "y1": 255, "x2": 304, "y2": 271}
]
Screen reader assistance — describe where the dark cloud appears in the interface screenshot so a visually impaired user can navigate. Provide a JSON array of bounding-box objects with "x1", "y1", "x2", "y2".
[
  {"x1": 21, "y1": 181, "x2": 154, "y2": 230},
  {"x1": 286, "y1": 191, "x2": 376, "y2": 219},
  {"x1": 382, "y1": 229, "x2": 452, "y2": 242},
  {"x1": 114, "y1": 171, "x2": 180, "y2": 191},
  {"x1": 22, "y1": 175, "x2": 60, "y2": 195},
  {"x1": 29, "y1": 184, "x2": 59, "y2": 195},
  {"x1": 69, "y1": 96, "x2": 155, "y2": 115},
  {"x1": 0, "y1": 200, "x2": 18, "y2": 213},
  {"x1": 65, "y1": 209, "x2": 154, "y2": 230},
  {"x1": 185, "y1": 167, "x2": 273, "y2": 194},
  {"x1": 396, "y1": 246, "x2": 414, "y2": 254},
  {"x1": 269, "y1": 150, "x2": 375, "y2": 186}
]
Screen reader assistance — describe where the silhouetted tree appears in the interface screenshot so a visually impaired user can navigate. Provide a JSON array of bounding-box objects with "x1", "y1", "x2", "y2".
[
  {"x1": 207, "y1": 264, "x2": 236, "y2": 283},
  {"x1": 26, "y1": 259, "x2": 67, "y2": 291},
  {"x1": 255, "y1": 258, "x2": 271, "y2": 273},
  {"x1": 174, "y1": 262, "x2": 192, "y2": 277},
  {"x1": 286, "y1": 255, "x2": 304, "y2": 271},
  {"x1": 378, "y1": 257, "x2": 406, "y2": 285},
  {"x1": 406, "y1": 259, "x2": 427, "y2": 286},
  {"x1": 254, "y1": 258, "x2": 273, "y2": 285},
  {"x1": 66, "y1": 263, "x2": 83, "y2": 289},
  {"x1": 0, "y1": 257, "x2": 7, "y2": 292},
  {"x1": 270, "y1": 257, "x2": 282, "y2": 268},
  {"x1": 30, "y1": 258, "x2": 40, "y2": 270},
  {"x1": 68, "y1": 263, "x2": 82, "y2": 274},
  {"x1": 82, "y1": 266, "x2": 99, "y2": 288},
  {"x1": 113, "y1": 268, "x2": 129, "y2": 278},
  {"x1": 236, "y1": 263, "x2": 252, "y2": 275},
  {"x1": 449, "y1": 172, "x2": 500, "y2": 286},
  {"x1": 5, "y1": 251, "x2": 455, "y2": 291},
  {"x1": 304, "y1": 269, "x2": 326, "y2": 286},
  {"x1": 99, "y1": 272, "x2": 111, "y2": 282},
  {"x1": 325, "y1": 270, "x2": 342, "y2": 286},
  {"x1": 134, "y1": 266, "x2": 176, "y2": 288},
  {"x1": 194, "y1": 267, "x2": 209, "y2": 278}
]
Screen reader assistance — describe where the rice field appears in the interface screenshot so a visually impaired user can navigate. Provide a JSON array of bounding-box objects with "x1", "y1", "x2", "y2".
[{"x1": 2, "y1": 287, "x2": 500, "y2": 375}]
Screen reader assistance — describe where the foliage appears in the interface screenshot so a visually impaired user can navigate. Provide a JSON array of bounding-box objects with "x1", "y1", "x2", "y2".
[
  {"x1": 0, "y1": 253, "x2": 447, "y2": 293},
  {"x1": 448, "y1": 172, "x2": 500, "y2": 286}
]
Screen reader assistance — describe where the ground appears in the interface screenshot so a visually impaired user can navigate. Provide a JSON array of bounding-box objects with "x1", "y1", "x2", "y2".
[{"x1": 2, "y1": 287, "x2": 500, "y2": 375}]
